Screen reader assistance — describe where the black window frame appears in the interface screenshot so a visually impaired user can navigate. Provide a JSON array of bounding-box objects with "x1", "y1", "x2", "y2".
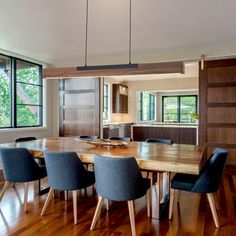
[
  {"x1": 0, "y1": 53, "x2": 43, "y2": 128},
  {"x1": 162, "y1": 95, "x2": 198, "y2": 123},
  {"x1": 138, "y1": 92, "x2": 156, "y2": 122}
]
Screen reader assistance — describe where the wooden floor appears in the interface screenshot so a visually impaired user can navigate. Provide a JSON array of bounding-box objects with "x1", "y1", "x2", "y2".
[{"x1": 0, "y1": 175, "x2": 236, "y2": 236}]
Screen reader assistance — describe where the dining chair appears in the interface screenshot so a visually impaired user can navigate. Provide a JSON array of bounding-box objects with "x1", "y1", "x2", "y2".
[
  {"x1": 14, "y1": 136, "x2": 46, "y2": 194},
  {"x1": 145, "y1": 138, "x2": 173, "y2": 219},
  {"x1": 15, "y1": 137, "x2": 37, "y2": 142},
  {"x1": 109, "y1": 137, "x2": 132, "y2": 141},
  {"x1": 79, "y1": 135, "x2": 97, "y2": 140},
  {"x1": 145, "y1": 138, "x2": 173, "y2": 144},
  {"x1": 0, "y1": 147, "x2": 47, "y2": 212},
  {"x1": 41, "y1": 150, "x2": 95, "y2": 224},
  {"x1": 168, "y1": 148, "x2": 228, "y2": 228},
  {"x1": 90, "y1": 155, "x2": 151, "y2": 236}
]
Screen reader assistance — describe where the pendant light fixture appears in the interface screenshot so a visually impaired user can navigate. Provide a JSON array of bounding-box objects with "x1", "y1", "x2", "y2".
[{"x1": 77, "y1": 0, "x2": 138, "y2": 71}]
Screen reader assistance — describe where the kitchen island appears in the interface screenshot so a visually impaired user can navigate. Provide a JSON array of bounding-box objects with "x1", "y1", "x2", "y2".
[{"x1": 132, "y1": 123, "x2": 198, "y2": 145}]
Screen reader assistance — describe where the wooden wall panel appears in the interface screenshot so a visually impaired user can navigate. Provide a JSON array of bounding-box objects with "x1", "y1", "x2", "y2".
[
  {"x1": 59, "y1": 78, "x2": 100, "y2": 137},
  {"x1": 207, "y1": 107, "x2": 236, "y2": 124},
  {"x1": 207, "y1": 128, "x2": 236, "y2": 145},
  {"x1": 199, "y1": 58, "x2": 236, "y2": 171},
  {"x1": 207, "y1": 66, "x2": 236, "y2": 84},
  {"x1": 208, "y1": 87, "x2": 236, "y2": 103}
]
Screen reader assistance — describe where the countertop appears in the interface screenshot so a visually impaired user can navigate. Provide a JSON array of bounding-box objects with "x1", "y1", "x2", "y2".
[{"x1": 132, "y1": 123, "x2": 198, "y2": 128}]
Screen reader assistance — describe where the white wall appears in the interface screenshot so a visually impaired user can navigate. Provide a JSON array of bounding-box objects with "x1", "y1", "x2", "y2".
[{"x1": 127, "y1": 77, "x2": 198, "y2": 123}]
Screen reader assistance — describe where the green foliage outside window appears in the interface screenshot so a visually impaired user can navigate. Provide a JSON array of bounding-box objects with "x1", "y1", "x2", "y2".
[
  {"x1": 163, "y1": 95, "x2": 197, "y2": 123},
  {"x1": 0, "y1": 55, "x2": 42, "y2": 128}
]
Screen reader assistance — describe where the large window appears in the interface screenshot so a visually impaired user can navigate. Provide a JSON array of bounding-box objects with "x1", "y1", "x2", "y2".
[
  {"x1": 138, "y1": 92, "x2": 156, "y2": 121},
  {"x1": 162, "y1": 95, "x2": 197, "y2": 123},
  {"x1": 0, "y1": 54, "x2": 43, "y2": 128},
  {"x1": 103, "y1": 84, "x2": 109, "y2": 120}
]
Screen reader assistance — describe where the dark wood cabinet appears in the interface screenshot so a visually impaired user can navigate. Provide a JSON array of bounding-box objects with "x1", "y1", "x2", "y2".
[
  {"x1": 103, "y1": 127, "x2": 109, "y2": 139},
  {"x1": 133, "y1": 126, "x2": 197, "y2": 144},
  {"x1": 179, "y1": 128, "x2": 196, "y2": 145},
  {"x1": 147, "y1": 127, "x2": 164, "y2": 139},
  {"x1": 112, "y1": 84, "x2": 128, "y2": 113},
  {"x1": 163, "y1": 127, "x2": 180, "y2": 143},
  {"x1": 133, "y1": 127, "x2": 148, "y2": 141}
]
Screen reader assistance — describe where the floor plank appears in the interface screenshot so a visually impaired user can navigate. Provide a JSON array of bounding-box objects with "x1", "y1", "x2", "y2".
[{"x1": 0, "y1": 175, "x2": 235, "y2": 235}]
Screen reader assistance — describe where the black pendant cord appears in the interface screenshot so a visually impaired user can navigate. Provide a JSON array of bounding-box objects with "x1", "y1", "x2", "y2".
[
  {"x1": 85, "y1": 0, "x2": 89, "y2": 67},
  {"x1": 129, "y1": 0, "x2": 132, "y2": 64}
]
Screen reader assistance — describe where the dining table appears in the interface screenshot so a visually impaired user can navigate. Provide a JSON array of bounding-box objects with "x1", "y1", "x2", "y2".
[{"x1": 0, "y1": 137, "x2": 206, "y2": 219}]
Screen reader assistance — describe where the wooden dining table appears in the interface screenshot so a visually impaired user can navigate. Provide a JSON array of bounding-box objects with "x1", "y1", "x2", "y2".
[
  {"x1": 0, "y1": 137, "x2": 206, "y2": 174},
  {"x1": 0, "y1": 137, "x2": 206, "y2": 219}
]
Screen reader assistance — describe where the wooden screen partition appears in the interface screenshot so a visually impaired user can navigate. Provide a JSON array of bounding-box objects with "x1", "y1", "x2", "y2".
[
  {"x1": 199, "y1": 58, "x2": 236, "y2": 172},
  {"x1": 59, "y1": 77, "x2": 100, "y2": 137}
]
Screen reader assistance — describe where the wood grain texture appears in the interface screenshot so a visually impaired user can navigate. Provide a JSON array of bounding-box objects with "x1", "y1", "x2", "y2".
[
  {"x1": 0, "y1": 137, "x2": 205, "y2": 175},
  {"x1": 43, "y1": 61, "x2": 184, "y2": 79},
  {"x1": 199, "y1": 58, "x2": 236, "y2": 168},
  {"x1": 0, "y1": 175, "x2": 235, "y2": 235},
  {"x1": 59, "y1": 78, "x2": 100, "y2": 137}
]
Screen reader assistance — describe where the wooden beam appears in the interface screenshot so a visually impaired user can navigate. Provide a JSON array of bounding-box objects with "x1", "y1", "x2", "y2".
[{"x1": 43, "y1": 61, "x2": 184, "y2": 79}]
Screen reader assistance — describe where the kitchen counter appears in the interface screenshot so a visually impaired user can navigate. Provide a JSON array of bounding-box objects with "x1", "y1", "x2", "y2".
[{"x1": 132, "y1": 123, "x2": 198, "y2": 128}]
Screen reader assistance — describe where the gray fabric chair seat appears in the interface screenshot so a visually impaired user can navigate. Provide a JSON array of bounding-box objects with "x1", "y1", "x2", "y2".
[{"x1": 171, "y1": 174, "x2": 198, "y2": 191}]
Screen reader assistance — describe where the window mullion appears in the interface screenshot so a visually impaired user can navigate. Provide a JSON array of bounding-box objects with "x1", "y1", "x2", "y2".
[{"x1": 11, "y1": 58, "x2": 16, "y2": 128}]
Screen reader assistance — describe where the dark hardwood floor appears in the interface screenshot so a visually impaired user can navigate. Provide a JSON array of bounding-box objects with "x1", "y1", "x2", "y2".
[{"x1": 0, "y1": 175, "x2": 235, "y2": 236}]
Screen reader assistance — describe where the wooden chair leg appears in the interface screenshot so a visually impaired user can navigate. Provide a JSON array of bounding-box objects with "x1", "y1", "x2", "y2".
[
  {"x1": 90, "y1": 195, "x2": 104, "y2": 230},
  {"x1": 169, "y1": 188, "x2": 175, "y2": 220},
  {"x1": 146, "y1": 188, "x2": 151, "y2": 218},
  {"x1": 128, "y1": 200, "x2": 136, "y2": 236},
  {"x1": 105, "y1": 199, "x2": 109, "y2": 211},
  {"x1": 207, "y1": 193, "x2": 220, "y2": 228},
  {"x1": 0, "y1": 181, "x2": 10, "y2": 202},
  {"x1": 64, "y1": 191, "x2": 68, "y2": 201},
  {"x1": 41, "y1": 187, "x2": 54, "y2": 216},
  {"x1": 72, "y1": 190, "x2": 77, "y2": 224},
  {"x1": 23, "y1": 182, "x2": 29, "y2": 213}
]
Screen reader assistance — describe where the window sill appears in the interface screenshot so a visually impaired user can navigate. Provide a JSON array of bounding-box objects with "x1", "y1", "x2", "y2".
[{"x1": 0, "y1": 126, "x2": 47, "y2": 133}]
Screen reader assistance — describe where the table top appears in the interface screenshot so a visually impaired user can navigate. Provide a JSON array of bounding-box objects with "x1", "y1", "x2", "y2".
[{"x1": 0, "y1": 137, "x2": 206, "y2": 175}]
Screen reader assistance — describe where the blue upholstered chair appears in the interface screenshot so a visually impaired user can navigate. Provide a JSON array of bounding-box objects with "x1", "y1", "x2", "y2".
[
  {"x1": 79, "y1": 135, "x2": 97, "y2": 140},
  {"x1": 90, "y1": 155, "x2": 151, "y2": 236},
  {"x1": 168, "y1": 148, "x2": 228, "y2": 228},
  {"x1": 109, "y1": 137, "x2": 132, "y2": 141},
  {"x1": 0, "y1": 147, "x2": 47, "y2": 212},
  {"x1": 41, "y1": 150, "x2": 95, "y2": 224},
  {"x1": 15, "y1": 137, "x2": 37, "y2": 142},
  {"x1": 14, "y1": 136, "x2": 46, "y2": 194},
  {"x1": 145, "y1": 138, "x2": 173, "y2": 145}
]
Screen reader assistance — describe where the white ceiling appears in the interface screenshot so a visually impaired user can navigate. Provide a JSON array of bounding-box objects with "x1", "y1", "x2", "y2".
[{"x1": 1, "y1": 0, "x2": 236, "y2": 67}]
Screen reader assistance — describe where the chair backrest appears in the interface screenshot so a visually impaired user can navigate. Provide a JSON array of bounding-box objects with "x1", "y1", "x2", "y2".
[
  {"x1": 44, "y1": 150, "x2": 87, "y2": 191},
  {"x1": 79, "y1": 135, "x2": 97, "y2": 140},
  {"x1": 0, "y1": 147, "x2": 42, "y2": 182},
  {"x1": 109, "y1": 137, "x2": 132, "y2": 142},
  {"x1": 15, "y1": 137, "x2": 37, "y2": 143},
  {"x1": 94, "y1": 155, "x2": 145, "y2": 201},
  {"x1": 146, "y1": 138, "x2": 173, "y2": 145},
  {"x1": 191, "y1": 148, "x2": 228, "y2": 193}
]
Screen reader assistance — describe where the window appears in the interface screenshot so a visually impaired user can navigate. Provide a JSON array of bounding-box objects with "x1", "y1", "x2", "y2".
[
  {"x1": 138, "y1": 92, "x2": 156, "y2": 121},
  {"x1": 103, "y1": 84, "x2": 109, "y2": 120},
  {"x1": 0, "y1": 53, "x2": 43, "y2": 128},
  {"x1": 162, "y1": 95, "x2": 197, "y2": 123}
]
